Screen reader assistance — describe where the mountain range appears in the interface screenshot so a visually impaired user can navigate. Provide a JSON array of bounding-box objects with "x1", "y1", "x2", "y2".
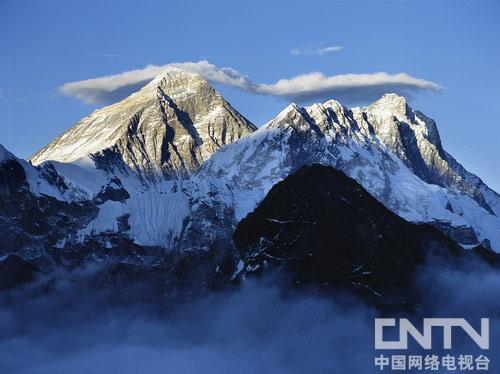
[{"x1": 1, "y1": 67, "x2": 499, "y2": 298}]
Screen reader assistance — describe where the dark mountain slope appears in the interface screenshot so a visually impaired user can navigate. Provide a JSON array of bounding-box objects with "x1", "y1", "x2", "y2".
[
  {"x1": 234, "y1": 164, "x2": 465, "y2": 306},
  {"x1": 0, "y1": 158, "x2": 98, "y2": 260}
]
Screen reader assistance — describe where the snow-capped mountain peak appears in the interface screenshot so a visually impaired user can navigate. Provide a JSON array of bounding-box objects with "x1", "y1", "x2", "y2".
[
  {"x1": 368, "y1": 93, "x2": 409, "y2": 120},
  {"x1": 364, "y1": 93, "x2": 443, "y2": 154},
  {"x1": 146, "y1": 66, "x2": 205, "y2": 91},
  {"x1": 30, "y1": 68, "x2": 256, "y2": 179}
]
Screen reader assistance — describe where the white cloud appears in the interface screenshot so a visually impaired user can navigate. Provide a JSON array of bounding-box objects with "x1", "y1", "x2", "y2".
[
  {"x1": 60, "y1": 60, "x2": 442, "y2": 105},
  {"x1": 60, "y1": 61, "x2": 256, "y2": 104},
  {"x1": 60, "y1": 65, "x2": 167, "y2": 104},
  {"x1": 290, "y1": 46, "x2": 343, "y2": 56},
  {"x1": 254, "y1": 71, "x2": 442, "y2": 102}
]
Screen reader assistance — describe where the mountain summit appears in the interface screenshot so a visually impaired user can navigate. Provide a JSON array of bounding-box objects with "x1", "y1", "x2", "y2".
[{"x1": 30, "y1": 67, "x2": 256, "y2": 179}]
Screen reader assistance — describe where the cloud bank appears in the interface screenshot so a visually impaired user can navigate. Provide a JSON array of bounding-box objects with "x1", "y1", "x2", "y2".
[
  {"x1": 1, "y1": 253, "x2": 498, "y2": 373},
  {"x1": 60, "y1": 60, "x2": 442, "y2": 106},
  {"x1": 290, "y1": 45, "x2": 343, "y2": 56},
  {"x1": 0, "y1": 271, "x2": 375, "y2": 374}
]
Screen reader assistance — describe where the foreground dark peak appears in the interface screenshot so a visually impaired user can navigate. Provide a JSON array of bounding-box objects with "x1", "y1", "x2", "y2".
[
  {"x1": 30, "y1": 67, "x2": 256, "y2": 178},
  {"x1": 234, "y1": 164, "x2": 465, "y2": 306}
]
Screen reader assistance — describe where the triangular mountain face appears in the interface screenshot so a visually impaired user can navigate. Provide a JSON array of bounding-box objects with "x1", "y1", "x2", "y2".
[
  {"x1": 233, "y1": 164, "x2": 464, "y2": 306},
  {"x1": 30, "y1": 68, "x2": 256, "y2": 180},
  {"x1": 194, "y1": 94, "x2": 500, "y2": 252}
]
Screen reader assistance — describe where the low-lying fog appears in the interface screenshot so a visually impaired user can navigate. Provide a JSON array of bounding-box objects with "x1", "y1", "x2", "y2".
[{"x1": 1, "y1": 254, "x2": 498, "y2": 373}]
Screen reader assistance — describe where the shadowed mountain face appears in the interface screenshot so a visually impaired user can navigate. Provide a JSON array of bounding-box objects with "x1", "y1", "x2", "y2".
[
  {"x1": 0, "y1": 157, "x2": 98, "y2": 260},
  {"x1": 234, "y1": 164, "x2": 465, "y2": 306}
]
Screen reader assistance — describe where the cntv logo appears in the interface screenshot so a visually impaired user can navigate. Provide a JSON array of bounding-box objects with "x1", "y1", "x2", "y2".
[{"x1": 375, "y1": 318, "x2": 489, "y2": 350}]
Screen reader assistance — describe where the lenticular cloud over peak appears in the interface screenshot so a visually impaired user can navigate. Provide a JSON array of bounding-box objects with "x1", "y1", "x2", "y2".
[{"x1": 60, "y1": 60, "x2": 442, "y2": 105}]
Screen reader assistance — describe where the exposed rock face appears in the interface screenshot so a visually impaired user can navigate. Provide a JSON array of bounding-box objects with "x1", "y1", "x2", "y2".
[
  {"x1": 429, "y1": 221, "x2": 480, "y2": 246},
  {"x1": 233, "y1": 164, "x2": 463, "y2": 306},
  {"x1": 363, "y1": 94, "x2": 494, "y2": 213},
  {"x1": 30, "y1": 68, "x2": 256, "y2": 179},
  {"x1": 0, "y1": 156, "x2": 98, "y2": 259}
]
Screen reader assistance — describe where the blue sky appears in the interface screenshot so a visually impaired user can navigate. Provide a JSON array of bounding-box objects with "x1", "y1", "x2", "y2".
[{"x1": 1, "y1": 0, "x2": 499, "y2": 190}]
